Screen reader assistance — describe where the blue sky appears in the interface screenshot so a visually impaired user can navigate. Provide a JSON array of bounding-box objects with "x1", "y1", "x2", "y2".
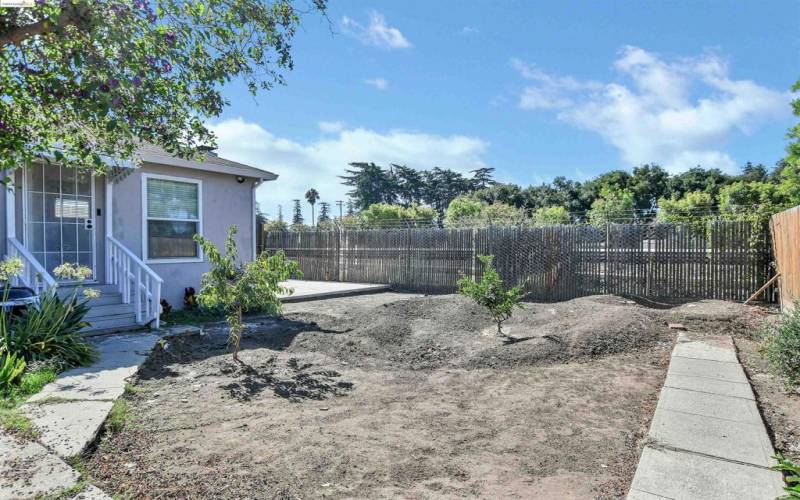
[{"x1": 208, "y1": 1, "x2": 800, "y2": 221}]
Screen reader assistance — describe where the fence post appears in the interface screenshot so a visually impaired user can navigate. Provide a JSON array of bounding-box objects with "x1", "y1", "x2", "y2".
[
  {"x1": 471, "y1": 228, "x2": 477, "y2": 280},
  {"x1": 604, "y1": 222, "x2": 610, "y2": 294}
]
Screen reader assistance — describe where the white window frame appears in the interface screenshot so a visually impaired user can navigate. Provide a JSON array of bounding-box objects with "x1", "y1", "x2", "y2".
[{"x1": 142, "y1": 173, "x2": 203, "y2": 264}]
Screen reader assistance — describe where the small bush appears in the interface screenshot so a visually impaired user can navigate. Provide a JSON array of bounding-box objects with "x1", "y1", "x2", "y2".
[
  {"x1": 761, "y1": 303, "x2": 800, "y2": 387},
  {"x1": 458, "y1": 255, "x2": 524, "y2": 338}
]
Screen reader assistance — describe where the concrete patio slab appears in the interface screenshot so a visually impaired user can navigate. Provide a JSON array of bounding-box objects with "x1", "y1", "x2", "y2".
[
  {"x1": 280, "y1": 279, "x2": 390, "y2": 303},
  {"x1": 656, "y1": 386, "x2": 762, "y2": 423},
  {"x1": 22, "y1": 400, "x2": 115, "y2": 458},
  {"x1": 664, "y1": 372, "x2": 755, "y2": 400},
  {"x1": 0, "y1": 432, "x2": 79, "y2": 499},
  {"x1": 667, "y1": 355, "x2": 748, "y2": 383},
  {"x1": 630, "y1": 447, "x2": 783, "y2": 500}
]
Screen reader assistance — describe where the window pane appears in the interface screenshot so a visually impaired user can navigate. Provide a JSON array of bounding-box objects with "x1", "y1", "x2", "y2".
[
  {"x1": 62, "y1": 223, "x2": 78, "y2": 251},
  {"x1": 78, "y1": 226, "x2": 92, "y2": 251},
  {"x1": 28, "y1": 164, "x2": 44, "y2": 192},
  {"x1": 44, "y1": 165, "x2": 60, "y2": 193},
  {"x1": 78, "y1": 252, "x2": 93, "y2": 269},
  {"x1": 27, "y1": 223, "x2": 44, "y2": 252},
  {"x1": 27, "y1": 192, "x2": 43, "y2": 221},
  {"x1": 45, "y1": 223, "x2": 61, "y2": 252},
  {"x1": 77, "y1": 170, "x2": 91, "y2": 196},
  {"x1": 147, "y1": 178, "x2": 198, "y2": 220},
  {"x1": 62, "y1": 167, "x2": 76, "y2": 195},
  {"x1": 148, "y1": 220, "x2": 198, "y2": 259}
]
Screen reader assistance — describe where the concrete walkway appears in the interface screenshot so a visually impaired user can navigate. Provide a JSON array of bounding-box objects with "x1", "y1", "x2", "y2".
[
  {"x1": 280, "y1": 279, "x2": 390, "y2": 302},
  {"x1": 0, "y1": 332, "x2": 162, "y2": 499},
  {"x1": 628, "y1": 332, "x2": 785, "y2": 499}
]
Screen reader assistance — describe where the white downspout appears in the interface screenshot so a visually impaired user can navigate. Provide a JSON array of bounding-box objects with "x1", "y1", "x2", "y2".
[{"x1": 5, "y1": 174, "x2": 15, "y2": 243}]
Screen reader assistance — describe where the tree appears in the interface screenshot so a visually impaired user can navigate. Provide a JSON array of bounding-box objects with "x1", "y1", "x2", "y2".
[
  {"x1": 588, "y1": 187, "x2": 636, "y2": 225},
  {"x1": 277, "y1": 204, "x2": 284, "y2": 223},
  {"x1": 458, "y1": 255, "x2": 524, "y2": 339},
  {"x1": 340, "y1": 162, "x2": 396, "y2": 209},
  {"x1": 657, "y1": 191, "x2": 713, "y2": 227},
  {"x1": 785, "y1": 78, "x2": 800, "y2": 170},
  {"x1": 444, "y1": 195, "x2": 483, "y2": 227},
  {"x1": 305, "y1": 188, "x2": 319, "y2": 226},
  {"x1": 0, "y1": 0, "x2": 326, "y2": 176},
  {"x1": 470, "y1": 167, "x2": 496, "y2": 190},
  {"x1": 739, "y1": 162, "x2": 769, "y2": 183},
  {"x1": 630, "y1": 164, "x2": 669, "y2": 211},
  {"x1": 531, "y1": 206, "x2": 570, "y2": 225},
  {"x1": 359, "y1": 203, "x2": 436, "y2": 228},
  {"x1": 473, "y1": 183, "x2": 525, "y2": 208},
  {"x1": 392, "y1": 164, "x2": 425, "y2": 206},
  {"x1": 318, "y1": 201, "x2": 330, "y2": 223},
  {"x1": 346, "y1": 199, "x2": 355, "y2": 216},
  {"x1": 291, "y1": 199, "x2": 303, "y2": 226},
  {"x1": 195, "y1": 225, "x2": 300, "y2": 360},
  {"x1": 666, "y1": 167, "x2": 732, "y2": 201},
  {"x1": 423, "y1": 167, "x2": 470, "y2": 214}
]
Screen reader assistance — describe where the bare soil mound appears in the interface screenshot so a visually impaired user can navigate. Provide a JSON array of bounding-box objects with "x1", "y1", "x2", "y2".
[{"x1": 279, "y1": 293, "x2": 670, "y2": 370}]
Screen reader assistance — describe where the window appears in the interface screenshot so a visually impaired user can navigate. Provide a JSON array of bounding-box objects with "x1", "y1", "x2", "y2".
[{"x1": 144, "y1": 175, "x2": 202, "y2": 261}]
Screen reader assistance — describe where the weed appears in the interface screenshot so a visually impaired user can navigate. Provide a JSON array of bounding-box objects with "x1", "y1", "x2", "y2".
[
  {"x1": 772, "y1": 453, "x2": 800, "y2": 498},
  {"x1": 106, "y1": 399, "x2": 130, "y2": 434},
  {"x1": 0, "y1": 407, "x2": 38, "y2": 439}
]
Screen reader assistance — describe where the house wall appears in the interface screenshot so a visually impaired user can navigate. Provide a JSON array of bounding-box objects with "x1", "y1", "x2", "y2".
[{"x1": 113, "y1": 162, "x2": 259, "y2": 308}]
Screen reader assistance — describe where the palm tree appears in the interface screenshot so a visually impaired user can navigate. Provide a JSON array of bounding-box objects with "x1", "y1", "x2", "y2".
[{"x1": 305, "y1": 188, "x2": 320, "y2": 226}]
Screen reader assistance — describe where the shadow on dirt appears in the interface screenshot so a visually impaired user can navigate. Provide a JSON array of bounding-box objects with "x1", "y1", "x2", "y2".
[{"x1": 219, "y1": 356, "x2": 354, "y2": 402}]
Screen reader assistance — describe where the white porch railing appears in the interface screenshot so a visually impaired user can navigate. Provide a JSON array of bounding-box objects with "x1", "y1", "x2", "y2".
[
  {"x1": 107, "y1": 236, "x2": 163, "y2": 328},
  {"x1": 7, "y1": 237, "x2": 58, "y2": 294}
]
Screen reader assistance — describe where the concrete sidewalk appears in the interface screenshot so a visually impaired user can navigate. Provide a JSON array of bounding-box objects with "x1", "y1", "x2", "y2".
[
  {"x1": 628, "y1": 332, "x2": 784, "y2": 499},
  {"x1": 1, "y1": 332, "x2": 162, "y2": 499}
]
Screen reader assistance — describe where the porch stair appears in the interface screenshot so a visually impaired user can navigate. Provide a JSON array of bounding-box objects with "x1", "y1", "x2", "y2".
[{"x1": 57, "y1": 284, "x2": 142, "y2": 334}]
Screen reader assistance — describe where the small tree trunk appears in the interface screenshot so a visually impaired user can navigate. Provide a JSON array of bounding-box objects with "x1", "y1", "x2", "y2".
[{"x1": 231, "y1": 306, "x2": 243, "y2": 361}]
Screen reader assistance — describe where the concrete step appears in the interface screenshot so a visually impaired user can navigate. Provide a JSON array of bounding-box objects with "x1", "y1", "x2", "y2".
[
  {"x1": 83, "y1": 314, "x2": 138, "y2": 332},
  {"x1": 84, "y1": 303, "x2": 135, "y2": 319}
]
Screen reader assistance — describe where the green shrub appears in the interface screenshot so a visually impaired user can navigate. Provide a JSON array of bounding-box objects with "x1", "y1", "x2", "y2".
[
  {"x1": 2, "y1": 292, "x2": 97, "y2": 368},
  {"x1": 458, "y1": 255, "x2": 524, "y2": 338},
  {"x1": 761, "y1": 303, "x2": 800, "y2": 387},
  {"x1": 0, "y1": 353, "x2": 26, "y2": 393}
]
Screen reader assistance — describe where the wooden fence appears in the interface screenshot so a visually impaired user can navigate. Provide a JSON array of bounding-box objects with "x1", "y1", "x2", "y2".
[
  {"x1": 771, "y1": 205, "x2": 800, "y2": 311},
  {"x1": 263, "y1": 221, "x2": 775, "y2": 302}
]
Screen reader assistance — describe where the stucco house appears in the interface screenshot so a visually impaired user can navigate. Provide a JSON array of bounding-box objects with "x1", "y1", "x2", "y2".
[{"x1": 1, "y1": 145, "x2": 276, "y2": 331}]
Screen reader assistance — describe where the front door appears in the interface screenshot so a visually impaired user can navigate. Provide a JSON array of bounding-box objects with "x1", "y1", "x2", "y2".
[{"x1": 24, "y1": 163, "x2": 96, "y2": 281}]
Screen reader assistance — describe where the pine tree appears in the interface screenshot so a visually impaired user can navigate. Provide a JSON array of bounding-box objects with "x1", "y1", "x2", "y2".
[
  {"x1": 319, "y1": 202, "x2": 331, "y2": 223},
  {"x1": 277, "y1": 205, "x2": 284, "y2": 223},
  {"x1": 292, "y1": 199, "x2": 303, "y2": 225}
]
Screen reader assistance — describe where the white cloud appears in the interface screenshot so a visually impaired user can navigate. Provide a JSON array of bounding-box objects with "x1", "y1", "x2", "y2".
[
  {"x1": 514, "y1": 47, "x2": 790, "y2": 173},
  {"x1": 341, "y1": 11, "x2": 412, "y2": 50},
  {"x1": 364, "y1": 77, "x2": 388, "y2": 90},
  {"x1": 461, "y1": 26, "x2": 478, "y2": 35},
  {"x1": 209, "y1": 118, "x2": 488, "y2": 221},
  {"x1": 318, "y1": 120, "x2": 345, "y2": 134}
]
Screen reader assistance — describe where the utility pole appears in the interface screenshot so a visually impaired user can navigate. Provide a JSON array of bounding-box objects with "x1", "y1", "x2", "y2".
[{"x1": 336, "y1": 200, "x2": 343, "y2": 218}]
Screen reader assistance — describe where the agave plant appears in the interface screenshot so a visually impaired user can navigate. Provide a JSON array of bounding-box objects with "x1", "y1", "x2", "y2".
[{"x1": 4, "y1": 292, "x2": 97, "y2": 368}]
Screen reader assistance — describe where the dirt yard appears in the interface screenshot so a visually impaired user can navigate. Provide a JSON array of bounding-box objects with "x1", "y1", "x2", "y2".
[{"x1": 83, "y1": 293, "x2": 762, "y2": 499}]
